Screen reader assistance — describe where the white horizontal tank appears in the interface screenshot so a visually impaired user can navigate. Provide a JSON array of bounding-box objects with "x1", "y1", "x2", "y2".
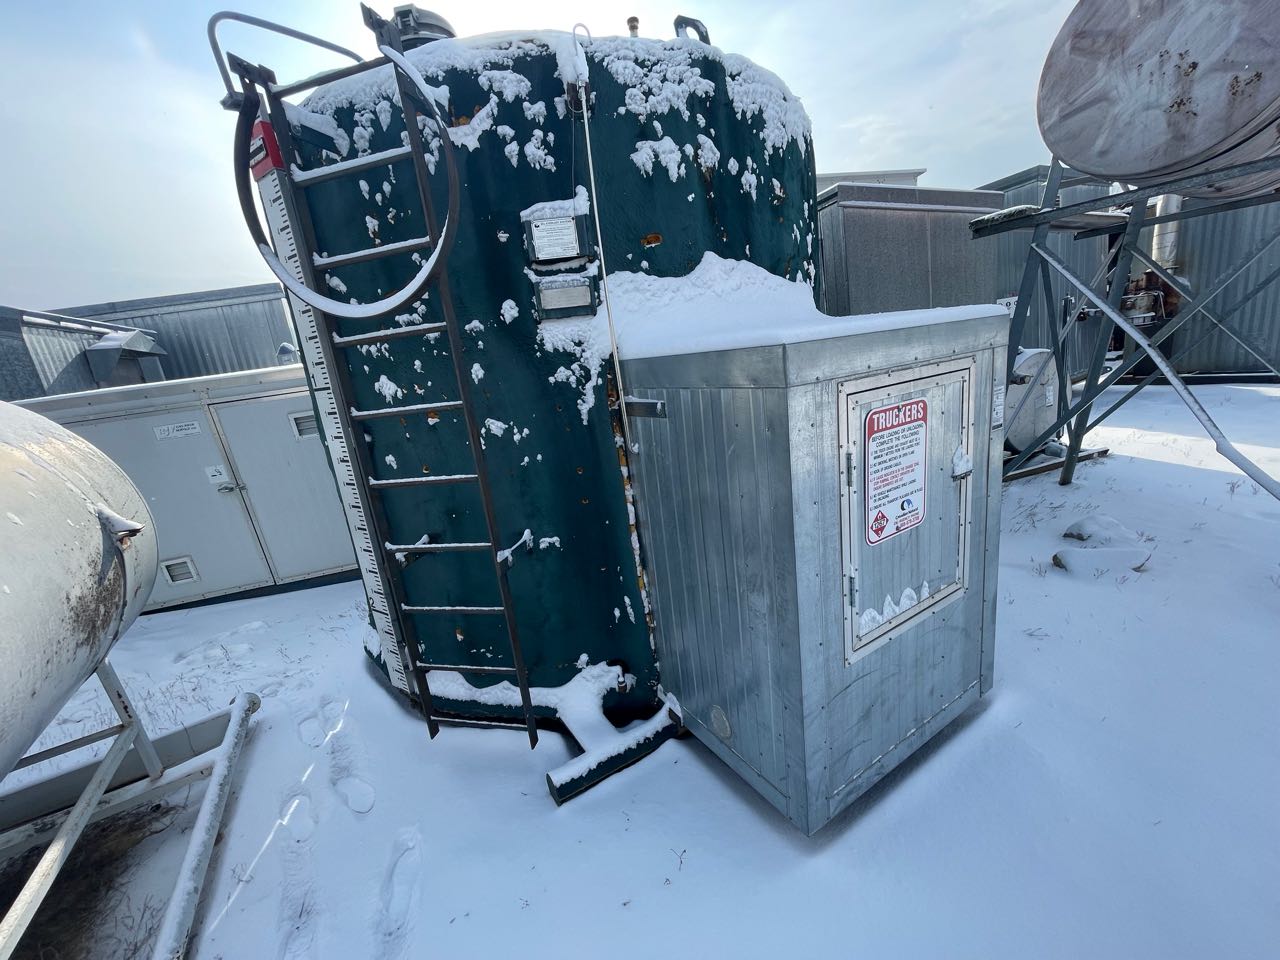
[{"x1": 0, "y1": 401, "x2": 158, "y2": 780}]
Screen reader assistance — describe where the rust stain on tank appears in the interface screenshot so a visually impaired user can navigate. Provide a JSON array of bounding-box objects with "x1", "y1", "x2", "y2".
[{"x1": 64, "y1": 555, "x2": 124, "y2": 654}]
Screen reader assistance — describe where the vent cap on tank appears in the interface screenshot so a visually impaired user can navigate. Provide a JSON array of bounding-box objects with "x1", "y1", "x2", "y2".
[{"x1": 392, "y1": 5, "x2": 455, "y2": 47}]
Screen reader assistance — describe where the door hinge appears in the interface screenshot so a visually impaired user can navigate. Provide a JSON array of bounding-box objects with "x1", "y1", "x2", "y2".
[{"x1": 844, "y1": 450, "x2": 853, "y2": 486}]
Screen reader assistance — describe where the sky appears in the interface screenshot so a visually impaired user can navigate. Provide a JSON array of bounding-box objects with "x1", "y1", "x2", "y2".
[{"x1": 0, "y1": 0, "x2": 1075, "y2": 308}]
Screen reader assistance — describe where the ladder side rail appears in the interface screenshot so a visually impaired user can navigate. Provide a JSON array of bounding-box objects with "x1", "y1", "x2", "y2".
[
  {"x1": 259, "y1": 80, "x2": 437, "y2": 733},
  {"x1": 380, "y1": 35, "x2": 539, "y2": 748}
]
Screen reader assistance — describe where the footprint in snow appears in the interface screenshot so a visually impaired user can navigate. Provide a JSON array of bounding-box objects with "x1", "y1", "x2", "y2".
[
  {"x1": 319, "y1": 695, "x2": 377, "y2": 814},
  {"x1": 372, "y1": 828, "x2": 422, "y2": 958},
  {"x1": 281, "y1": 791, "x2": 316, "y2": 843}
]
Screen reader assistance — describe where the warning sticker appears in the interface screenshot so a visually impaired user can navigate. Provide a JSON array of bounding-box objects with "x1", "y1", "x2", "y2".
[
  {"x1": 529, "y1": 216, "x2": 579, "y2": 261},
  {"x1": 865, "y1": 398, "x2": 927, "y2": 545}
]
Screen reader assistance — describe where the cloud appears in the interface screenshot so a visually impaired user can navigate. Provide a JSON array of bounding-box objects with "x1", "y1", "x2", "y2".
[{"x1": 0, "y1": 0, "x2": 1076, "y2": 306}]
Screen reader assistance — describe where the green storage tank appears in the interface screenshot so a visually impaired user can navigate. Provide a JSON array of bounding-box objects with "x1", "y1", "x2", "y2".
[{"x1": 226, "y1": 14, "x2": 815, "y2": 743}]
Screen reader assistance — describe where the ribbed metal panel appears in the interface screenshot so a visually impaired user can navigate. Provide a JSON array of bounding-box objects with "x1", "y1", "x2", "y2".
[
  {"x1": 55, "y1": 285, "x2": 295, "y2": 380},
  {"x1": 22, "y1": 326, "x2": 98, "y2": 394},
  {"x1": 1168, "y1": 198, "x2": 1280, "y2": 374},
  {"x1": 817, "y1": 183, "x2": 1001, "y2": 317},
  {"x1": 630, "y1": 385, "x2": 795, "y2": 800},
  {"x1": 0, "y1": 312, "x2": 43, "y2": 402},
  {"x1": 982, "y1": 166, "x2": 1113, "y2": 378}
]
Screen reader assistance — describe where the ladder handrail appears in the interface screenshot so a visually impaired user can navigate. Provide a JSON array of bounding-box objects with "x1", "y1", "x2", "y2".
[
  {"x1": 208, "y1": 11, "x2": 364, "y2": 109},
  {"x1": 229, "y1": 52, "x2": 459, "y2": 320}
]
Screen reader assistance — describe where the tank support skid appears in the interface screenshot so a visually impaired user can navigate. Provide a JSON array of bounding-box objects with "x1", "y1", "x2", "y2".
[{"x1": 0, "y1": 662, "x2": 260, "y2": 960}]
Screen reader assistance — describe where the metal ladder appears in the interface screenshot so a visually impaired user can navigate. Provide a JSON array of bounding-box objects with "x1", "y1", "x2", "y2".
[{"x1": 224, "y1": 7, "x2": 538, "y2": 746}]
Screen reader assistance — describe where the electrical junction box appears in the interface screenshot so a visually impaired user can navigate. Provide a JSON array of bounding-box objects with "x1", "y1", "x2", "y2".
[{"x1": 622, "y1": 302, "x2": 1009, "y2": 834}]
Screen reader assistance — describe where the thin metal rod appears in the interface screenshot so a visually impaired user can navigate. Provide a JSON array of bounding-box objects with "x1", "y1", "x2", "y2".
[
  {"x1": 1130, "y1": 248, "x2": 1280, "y2": 379},
  {"x1": 368, "y1": 473, "x2": 477, "y2": 488},
  {"x1": 290, "y1": 145, "x2": 413, "y2": 185},
  {"x1": 332, "y1": 322, "x2": 446, "y2": 346},
  {"x1": 404, "y1": 606, "x2": 505, "y2": 614},
  {"x1": 0, "y1": 726, "x2": 138, "y2": 959},
  {"x1": 1035, "y1": 243, "x2": 1280, "y2": 500},
  {"x1": 313, "y1": 235, "x2": 433, "y2": 270},
  {"x1": 572, "y1": 23, "x2": 635, "y2": 448},
  {"x1": 13, "y1": 724, "x2": 126, "y2": 772},
  {"x1": 387, "y1": 541, "x2": 491, "y2": 553},
  {"x1": 96, "y1": 659, "x2": 162, "y2": 779},
  {"x1": 349, "y1": 401, "x2": 463, "y2": 420},
  {"x1": 417, "y1": 662, "x2": 519, "y2": 675},
  {"x1": 272, "y1": 55, "x2": 392, "y2": 98}
]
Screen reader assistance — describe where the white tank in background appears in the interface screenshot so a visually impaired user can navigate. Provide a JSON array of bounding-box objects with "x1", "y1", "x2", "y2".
[
  {"x1": 1038, "y1": 0, "x2": 1280, "y2": 198},
  {"x1": 0, "y1": 401, "x2": 158, "y2": 781},
  {"x1": 1004, "y1": 348, "x2": 1062, "y2": 454}
]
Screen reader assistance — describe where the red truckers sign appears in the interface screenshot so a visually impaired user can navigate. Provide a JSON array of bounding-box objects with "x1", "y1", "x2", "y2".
[{"x1": 865, "y1": 398, "x2": 927, "y2": 545}]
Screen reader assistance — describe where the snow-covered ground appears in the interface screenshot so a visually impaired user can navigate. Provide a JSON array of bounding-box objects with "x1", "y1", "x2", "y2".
[{"x1": 6, "y1": 385, "x2": 1280, "y2": 959}]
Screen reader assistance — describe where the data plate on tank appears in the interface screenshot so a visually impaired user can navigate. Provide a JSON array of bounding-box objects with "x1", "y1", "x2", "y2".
[
  {"x1": 535, "y1": 276, "x2": 598, "y2": 318},
  {"x1": 529, "y1": 217, "x2": 580, "y2": 260}
]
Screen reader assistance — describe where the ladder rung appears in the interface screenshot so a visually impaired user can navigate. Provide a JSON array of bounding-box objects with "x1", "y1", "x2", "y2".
[
  {"x1": 369, "y1": 473, "x2": 477, "y2": 489},
  {"x1": 291, "y1": 145, "x2": 412, "y2": 185},
  {"x1": 350, "y1": 401, "x2": 462, "y2": 421},
  {"x1": 332, "y1": 322, "x2": 447, "y2": 347},
  {"x1": 313, "y1": 236, "x2": 433, "y2": 271},
  {"x1": 418, "y1": 662, "x2": 518, "y2": 676},
  {"x1": 273, "y1": 56, "x2": 392, "y2": 99},
  {"x1": 386, "y1": 541, "x2": 491, "y2": 553},
  {"x1": 402, "y1": 605, "x2": 505, "y2": 614}
]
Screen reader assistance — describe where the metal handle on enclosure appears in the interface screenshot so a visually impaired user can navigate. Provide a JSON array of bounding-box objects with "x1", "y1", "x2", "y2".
[
  {"x1": 230, "y1": 49, "x2": 460, "y2": 320},
  {"x1": 208, "y1": 11, "x2": 364, "y2": 108},
  {"x1": 673, "y1": 15, "x2": 710, "y2": 44}
]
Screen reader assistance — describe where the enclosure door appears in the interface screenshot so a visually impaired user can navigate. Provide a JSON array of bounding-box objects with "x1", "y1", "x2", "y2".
[
  {"x1": 839, "y1": 360, "x2": 975, "y2": 660},
  {"x1": 210, "y1": 393, "x2": 357, "y2": 583},
  {"x1": 68, "y1": 410, "x2": 275, "y2": 607}
]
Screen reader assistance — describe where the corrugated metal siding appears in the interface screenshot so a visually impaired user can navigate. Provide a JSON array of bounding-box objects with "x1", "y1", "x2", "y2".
[
  {"x1": 628, "y1": 384, "x2": 796, "y2": 798},
  {"x1": 22, "y1": 326, "x2": 98, "y2": 394},
  {"x1": 817, "y1": 183, "x2": 1001, "y2": 317},
  {"x1": 1167, "y1": 199, "x2": 1280, "y2": 374},
  {"x1": 56, "y1": 285, "x2": 295, "y2": 380},
  {"x1": 0, "y1": 318, "x2": 43, "y2": 402}
]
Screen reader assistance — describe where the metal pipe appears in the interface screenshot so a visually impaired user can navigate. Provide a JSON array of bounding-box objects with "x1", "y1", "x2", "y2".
[
  {"x1": 1033, "y1": 243, "x2": 1280, "y2": 500},
  {"x1": 150, "y1": 692, "x2": 259, "y2": 960}
]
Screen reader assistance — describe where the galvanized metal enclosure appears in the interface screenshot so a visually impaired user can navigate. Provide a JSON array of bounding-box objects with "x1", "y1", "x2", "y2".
[
  {"x1": 624, "y1": 306, "x2": 1008, "y2": 833},
  {"x1": 21, "y1": 366, "x2": 356, "y2": 608},
  {"x1": 817, "y1": 182, "x2": 1002, "y2": 317}
]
